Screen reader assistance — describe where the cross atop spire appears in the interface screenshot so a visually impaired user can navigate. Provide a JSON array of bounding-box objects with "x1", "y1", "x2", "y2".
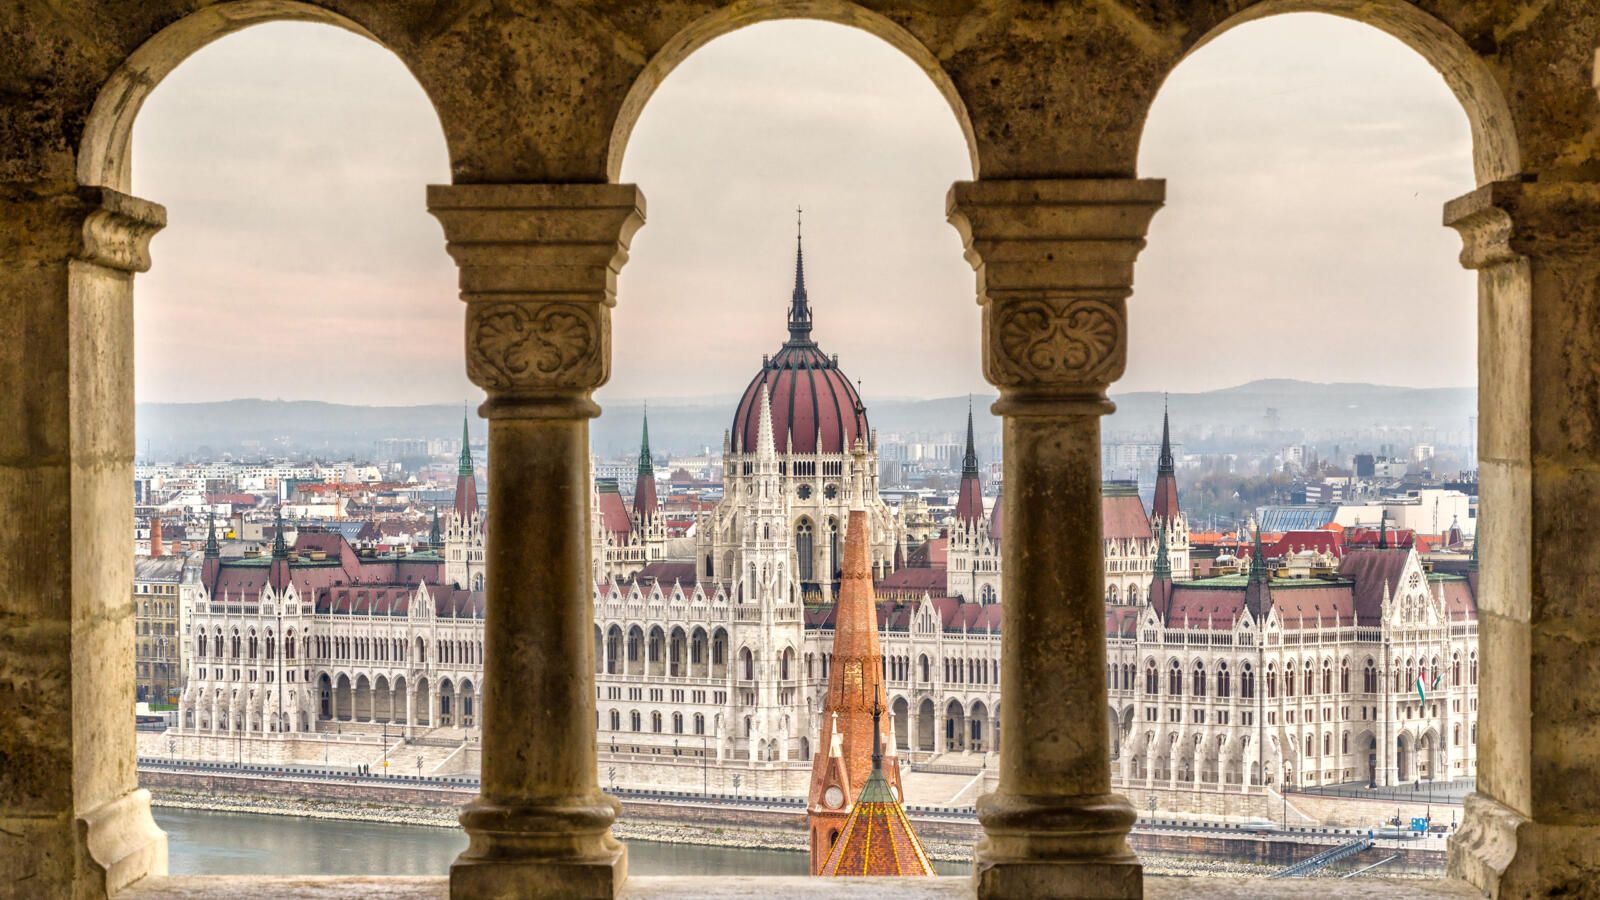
[
  {"x1": 459, "y1": 407, "x2": 474, "y2": 477},
  {"x1": 787, "y1": 207, "x2": 813, "y2": 346}
]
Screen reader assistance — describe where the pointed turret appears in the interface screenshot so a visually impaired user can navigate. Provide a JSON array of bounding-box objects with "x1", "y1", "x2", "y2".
[
  {"x1": 1244, "y1": 526, "x2": 1270, "y2": 620},
  {"x1": 269, "y1": 509, "x2": 291, "y2": 592},
  {"x1": 202, "y1": 511, "x2": 221, "y2": 589},
  {"x1": 204, "y1": 512, "x2": 219, "y2": 558},
  {"x1": 954, "y1": 398, "x2": 983, "y2": 525},
  {"x1": 429, "y1": 508, "x2": 442, "y2": 550},
  {"x1": 1152, "y1": 398, "x2": 1180, "y2": 524},
  {"x1": 1377, "y1": 508, "x2": 1389, "y2": 549},
  {"x1": 632, "y1": 407, "x2": 658, "y2": 523},
  {"x1": 756, "y1": 384, "x2": 777, "y2": 461},
  {"x1": 788, "y1": 208, "x2": 813, "y2": 346},
  {"x1": 808, "y1": 503, "x2": 899, "y2": 873},
  {"x1": 1148, "y1": 525, "x2": 1174, "y2": 619},
  {"x1": 454, "y1": 410, "x2": 481, "y2": 525}
]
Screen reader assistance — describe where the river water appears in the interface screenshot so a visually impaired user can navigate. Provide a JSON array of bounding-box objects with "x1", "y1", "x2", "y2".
[{"x1": 155, "y1": 808, "x2": 967, "y2": 877}]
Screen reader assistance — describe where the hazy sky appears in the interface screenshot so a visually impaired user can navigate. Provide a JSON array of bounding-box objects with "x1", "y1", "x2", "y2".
[{"x1": 132, "y1": 14, "x2": 1474, "y2": 406}]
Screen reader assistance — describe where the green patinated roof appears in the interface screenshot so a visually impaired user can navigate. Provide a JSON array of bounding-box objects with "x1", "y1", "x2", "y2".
[
  {"x1": 1179, "y1": 574, "x2": 1354, "y2": 590},
  {"x1": 856, "y1": 766, "x2": 896, "y2": 804}
]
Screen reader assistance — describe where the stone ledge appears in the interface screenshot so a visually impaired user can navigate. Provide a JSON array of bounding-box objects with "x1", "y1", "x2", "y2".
[{"x1": 120, "y1": 875, "x2": 1480, "y2": 899}]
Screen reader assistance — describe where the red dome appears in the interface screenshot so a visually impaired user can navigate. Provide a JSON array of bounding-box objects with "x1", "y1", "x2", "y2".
[
  {"x1": 732, "y1": 226, "x2": 868, "y2": 455},
  {"x1": 733, "y1": 344, "x2": 868, "y2": 455}
]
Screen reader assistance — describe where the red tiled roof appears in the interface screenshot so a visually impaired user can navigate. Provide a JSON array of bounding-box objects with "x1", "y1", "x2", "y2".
[
  {"x1": 1338, "y1": 549, "x2": 1411, "y2": 622},
  {"x1": 1103, "y1": 492, "x2": 1151, "y2": 541},
  {"x1": 1267, "y1": 530, "x2": 1345, "y2": 559}
]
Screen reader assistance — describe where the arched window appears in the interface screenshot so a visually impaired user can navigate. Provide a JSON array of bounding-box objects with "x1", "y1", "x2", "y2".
[
  {"x1": 673, "y1": 712, "x2": 683, "y2": 734},
  {"x1": 1470, "y1": 652, "x2": 1478, "y2": 685},
  {"x1": 742, "y1": 648, "x2": 755, "y2": 681},
  {"x1": 796, "y1": 519, "x2": 814, "y2": 581},
  {"x1": 651, "y1": 712, "x2": 662, "y2": 733},
  {"x1": 919, "y1": 655, "x2": 930, "y2": 682},
  {"x1": 231, "y1": 631, "x2": 241, "y2": 659},
  {"x1": 1217, "y1": 662, "x2": 1230, "y2": 698},
  {"x1": 1452, "y1": 653, "x2": 1461, "y2": 686},
  {"x1": 1322, "y1": 659, "x2": 1333, "y2": 694},
  {"x1": 630, "y1": 710, "x2": 641, "y2": 732},
  {"x1": 1192, "y1": 661, "x2": 1206, "y2": 697},
  {"x1": 1342, "y1": 732, "x2": 1349, "y2": 753},
  {"x1": 1304, "y1": 660, "x2": 1314, "y2": 695},
  {"x1": 1285, "y1": 660, "x2": 1296, "y2": 697},
  {"x1": 1365, "y1": 659, "x2": 1377, "y2": 693},
  {"x1": 609, "y1": 710, "x2": 620, "y2": 731},
  {"x1": 1453, "y1": 722, "x2": 1461, "y2": 746},
  {"x1": 1324, "y1": 733, "x2": 1332, "y2": 755},
  {"x1": 694, "y1": 713, "x2": 705, "y2": 735},
  {"x1": 1108, "y1": 585, "x2": 1119, "y2": 604},
  {"x1": 1241, "y1": 663, "x2": 1255, "y2": 699},
  {"x1": 1267, "y1": 663, "x2": 1277, "y2": 699},
  {"x1": 1305, "y1": 735, "x2": 1313, "y2": 757},
  {"x1": 1144, "y1": 662, "x2": 1158, "y2": 694},
  {"x1": 1168, "y1": 660, "x2": 1182, "y2": 696}
]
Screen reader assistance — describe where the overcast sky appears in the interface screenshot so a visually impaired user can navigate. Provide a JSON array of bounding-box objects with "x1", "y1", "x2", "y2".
[{"x1": 132, "y1": 14, "x2": 1475, "y2": 407}]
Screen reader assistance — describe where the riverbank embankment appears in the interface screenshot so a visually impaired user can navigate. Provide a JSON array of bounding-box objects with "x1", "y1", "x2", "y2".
[{"x1": 140, "y1": 768, "x2": 1440, "y2": 877}]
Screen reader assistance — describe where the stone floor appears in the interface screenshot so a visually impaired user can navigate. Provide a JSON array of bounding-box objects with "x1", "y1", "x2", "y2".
[{"x1": 120, "y1": 875, "x2": 1481, "y2": 899}]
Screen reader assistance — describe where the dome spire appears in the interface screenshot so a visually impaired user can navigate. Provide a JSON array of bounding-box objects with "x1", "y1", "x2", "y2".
[{"x1": 787, "y1": 207, "x2": 813, "y2": 346}]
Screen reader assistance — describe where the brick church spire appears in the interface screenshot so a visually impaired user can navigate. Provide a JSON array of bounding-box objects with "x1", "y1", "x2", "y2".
[
  {"x1": 808, "y1": 487, "x2": 901, "y2": 872},
  {"x1": 817, "y1": 702, "x2": 935, "y2": 877},
  {"x1": 955, "y1": 397, "x2": 982, "y2": 525},
  {"x1": 632, "y1": 407, "x2": 657, "y2": 523}
]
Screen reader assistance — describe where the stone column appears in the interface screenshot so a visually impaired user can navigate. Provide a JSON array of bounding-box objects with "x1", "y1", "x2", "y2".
[
  {"x1": 0, "y1": 188, "x2": 169, "y2": 896},
  {"x1": 405, "y1": 684, "x2": 414, "y2": 739},
  {"x1": 430, "y1": 184, "x2": 644, "y2": 900},
  {"x1": 1444, "y1": 180, "x2": 1600, "y2": 898},
  {"x1": 949, "y1": 178, "x2": 1162, "y2": 900}
]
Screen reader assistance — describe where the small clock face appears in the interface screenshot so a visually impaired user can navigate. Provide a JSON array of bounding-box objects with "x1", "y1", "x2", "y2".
[{"x1": 824, "y1": 786, "x2": 845, "y2": 809}]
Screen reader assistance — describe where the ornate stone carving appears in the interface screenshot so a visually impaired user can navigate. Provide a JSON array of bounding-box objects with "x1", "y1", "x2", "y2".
[
  {"x1": 467, "y1": 300, "x2": 607, "y2": 392},
  {"x1": 990, "y1": 296, "x2": 1124, "y2": 387}
]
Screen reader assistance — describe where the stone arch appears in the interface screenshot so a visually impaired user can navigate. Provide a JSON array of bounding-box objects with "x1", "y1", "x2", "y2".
[
  {"x1": 607, "y1": 3, "x2": 980, "y2": 181},
  {"x1": 891, "y1": 696, "x2": 910, "y2": 751},
  {"x1": 78, "y1": 1, "x2": 442, "y2": 194},
  {"x1": 969, "y1": 699, "x2": 989, "y2": 752},
  {"x1": 944, "y1": 698, "x2": 966, "y2": 752},
  {"x1": 1165, "y1": 2, "x2": 1519, "y2": 184},
  {"x1": 333, "y1": 673, "x2": 352, "y2": 721},
  {"x1": 917, "y1": 697, "x2": 936, "y2": 752},
  {"x1": 353, "y1": 674, "x2": 372, "y2": 723}
]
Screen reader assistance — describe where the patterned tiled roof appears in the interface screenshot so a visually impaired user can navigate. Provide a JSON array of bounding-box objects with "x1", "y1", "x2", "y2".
[{"x1": 818, "y1": 765, "x2": 935, "y2": 877}]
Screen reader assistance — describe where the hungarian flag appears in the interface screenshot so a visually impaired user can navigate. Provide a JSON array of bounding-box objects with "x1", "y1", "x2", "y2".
[{"x1": 1416, "y1": 669, "x2": 1442, "y2": 703}]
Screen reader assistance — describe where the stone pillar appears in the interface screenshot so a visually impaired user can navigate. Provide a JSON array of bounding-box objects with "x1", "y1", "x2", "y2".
[
  {"x1": 405, "y1": 684, "x2": 414, "y2": 738},
  {"x1": 430, "y1": 184, "x2": 644, "y2": 900},
  {"x1": 0, "y1": 188, "x2": 169, "y2": 896},
  {"x1": 1444, "y1": 180, "x2": 1600, "y2": 898},
  {"x1": 949, "y1": 177, "x2": 1162, "y2": 899}
]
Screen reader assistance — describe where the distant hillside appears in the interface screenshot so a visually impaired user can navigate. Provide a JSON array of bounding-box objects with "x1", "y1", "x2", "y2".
[{"x1": 136, "y1": 379, "x2": 1476, "y2": 461}]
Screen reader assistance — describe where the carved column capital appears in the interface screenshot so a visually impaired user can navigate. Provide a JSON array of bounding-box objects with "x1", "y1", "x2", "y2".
[
  {"x1": 428, "y1": 183, "x2": 645, "y2": 419},
  {"x1": 947, "y1": 178, "x2": 1164, "y2": 416},
  {"x1": 73, "y1": 187, "x2": 167, "y2": 273},
  {"x1": 1445, "y1": 179, "x2": 1600, "y2": 269}
]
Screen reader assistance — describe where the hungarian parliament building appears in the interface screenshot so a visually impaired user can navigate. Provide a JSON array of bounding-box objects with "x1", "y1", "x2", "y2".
[{"x1": 173, "y1": 241, "x2": 1480, "y2": 808}]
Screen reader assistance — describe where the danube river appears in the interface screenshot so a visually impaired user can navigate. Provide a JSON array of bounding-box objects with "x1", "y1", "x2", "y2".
[{"x1": 156, "y1": 808, "x2": 967, "y2": 877}]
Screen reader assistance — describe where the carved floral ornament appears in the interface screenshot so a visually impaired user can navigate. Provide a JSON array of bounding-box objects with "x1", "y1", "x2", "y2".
[
  {"x1": 467, "y1": 300, "x2": 608, "y2": 392},
  {"x1": 987, "y1": 296, "x2": 1125, "y2": 388}
]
